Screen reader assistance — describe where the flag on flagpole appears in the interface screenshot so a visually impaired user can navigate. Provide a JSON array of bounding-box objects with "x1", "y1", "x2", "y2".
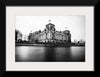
[{"x1": 49, "y1": 20, "x2": 51, "y2": 23}]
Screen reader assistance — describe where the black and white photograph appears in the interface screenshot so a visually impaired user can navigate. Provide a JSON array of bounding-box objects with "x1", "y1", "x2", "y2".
[
  {"x1": 6, "y1": 6, "x2": 94, "y2": 71},
  {"x1": 15, "y1": 16, "x2": 85, "y2": 62},
  {"x1": 0, "y1": 0, "x2": 96, "y2": 74}
]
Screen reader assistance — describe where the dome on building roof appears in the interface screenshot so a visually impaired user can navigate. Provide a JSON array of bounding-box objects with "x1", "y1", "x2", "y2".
[
  {"x1": 46, "y1": 20, "x2": 55, "y2": 29},
  {"x1": 46, "y1": 23, "x2": 55, "y2": 28},
  {"x1": 46, "y1": 23, "x2": 55, "y2": 30}
]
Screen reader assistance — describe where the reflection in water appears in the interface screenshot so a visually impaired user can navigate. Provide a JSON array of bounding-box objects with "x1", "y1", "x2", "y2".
[
  {"x1": 15, "y1": 46, "x2": 85, "y2": 62},
  {"x1": 70, "y1": 47, "x2": 85, "y2": 61},
  {"x1": 16, "y1": 46, "x2": 45, "y2": 62},
  {"x1": 55, "y1": 47, "x2": 72, "y2": 61},
  {"x1": 44, "y1": 47, "x2": 56, "y2": 61}
]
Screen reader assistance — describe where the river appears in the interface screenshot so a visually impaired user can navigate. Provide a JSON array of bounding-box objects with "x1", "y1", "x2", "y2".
[{"x1": 15, "y1": 46, "x2": 85, "y2": 62}]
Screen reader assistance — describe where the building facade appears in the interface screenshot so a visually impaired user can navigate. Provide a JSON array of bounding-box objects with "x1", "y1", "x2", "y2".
[{"x1": 28, "y1": 22, "x2": 71, "y2": 43}]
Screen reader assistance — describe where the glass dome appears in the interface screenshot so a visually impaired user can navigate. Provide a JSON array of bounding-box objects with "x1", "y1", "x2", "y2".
[{"x1": 46, "y1": 23, "x2": 55, "y2": 30}]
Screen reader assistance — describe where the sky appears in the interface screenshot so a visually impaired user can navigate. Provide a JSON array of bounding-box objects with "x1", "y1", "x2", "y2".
[{"x1": 16, "y1": 16, "x2": 85, "y2": 42}]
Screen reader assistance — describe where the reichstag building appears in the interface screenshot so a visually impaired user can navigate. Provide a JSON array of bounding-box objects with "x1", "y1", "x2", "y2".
[{"x1": 28, "y1": 21, "x2": 71, "y2": 43}]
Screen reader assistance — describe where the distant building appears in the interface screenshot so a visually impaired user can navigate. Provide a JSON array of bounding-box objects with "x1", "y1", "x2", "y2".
[
  {"x1": 22, "y1": 35, "x2": 28, "y2": 41},
  {"x1": 15, "y1": 29, "x2": 22, "y2": 42},
  {"x1": 28, "y1": 22, "x2": 71, "y2": 43}
]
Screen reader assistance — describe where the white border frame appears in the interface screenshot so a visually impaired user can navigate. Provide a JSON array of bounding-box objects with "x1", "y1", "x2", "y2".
[{"x1": 6, "y1": 6, "x2": 94, "y2": 71}]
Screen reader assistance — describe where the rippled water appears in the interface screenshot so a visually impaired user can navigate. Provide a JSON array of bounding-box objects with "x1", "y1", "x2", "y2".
[{"x1": 15, "y1": 46, "x2": 85, "y2": 62}]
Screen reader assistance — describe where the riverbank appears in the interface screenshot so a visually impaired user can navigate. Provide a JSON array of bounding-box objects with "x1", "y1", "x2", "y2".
[{"x1": 16, "y1": 43, "x2": 85, "y2": 47}]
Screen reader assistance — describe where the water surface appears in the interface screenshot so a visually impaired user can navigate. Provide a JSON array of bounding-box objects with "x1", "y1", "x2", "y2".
[{"x1": 15, "y1": 46, "x2": 85, "y2": 62}]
